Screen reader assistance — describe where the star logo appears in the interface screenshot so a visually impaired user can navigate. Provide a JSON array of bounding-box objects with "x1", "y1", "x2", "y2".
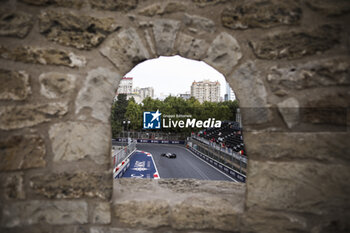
[
  {"x1": 151, "y1": 110, "x2": 161, "y2": 122},
  {"x1": 143, "y1": 110, "x2": 162, "y2": 129}
]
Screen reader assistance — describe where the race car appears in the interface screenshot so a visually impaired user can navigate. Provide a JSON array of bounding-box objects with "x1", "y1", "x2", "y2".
[{"x1": 160, "y1": 152, "x2": 176, "y2": 158}]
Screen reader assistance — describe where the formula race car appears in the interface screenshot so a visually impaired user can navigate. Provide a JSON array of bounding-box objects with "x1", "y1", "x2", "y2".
[{"x1": 160, "y1": 152, "x2": 177, "y2": 158}]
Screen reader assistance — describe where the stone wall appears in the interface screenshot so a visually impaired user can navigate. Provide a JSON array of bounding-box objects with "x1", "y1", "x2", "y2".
[{"x1": 0, "y1": 0, "x2": 349, "y2": 232}]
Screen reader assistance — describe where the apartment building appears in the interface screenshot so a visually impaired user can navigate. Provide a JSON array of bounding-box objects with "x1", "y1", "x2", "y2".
[{"x1": 191, "y1": 80, "x2": 220, "y2": 103}]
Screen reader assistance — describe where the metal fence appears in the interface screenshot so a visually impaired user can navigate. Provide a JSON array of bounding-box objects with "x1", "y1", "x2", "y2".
[
  {"x1": 112, "y1": 141, "x2": 137, "y2": 169},
  {"x1": 192, "y1": 135, "x2": 247, "y2": 164},
  {"x1": 117, "y1": 131, "x2": 188, "y2": 141}
]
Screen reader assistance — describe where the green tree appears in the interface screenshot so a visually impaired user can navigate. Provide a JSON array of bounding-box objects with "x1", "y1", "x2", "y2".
[
  {"x1": 142, "y1": 97, "x2": 162, "y2": 111},
  {"x1": 111, "y1": 94, "x2": 128, "y2": 138},
  {"x1": 125, "y1": 97, "x2": 142, "y2": 131},
  {"x1": 110, "y1": 93, "x2": 240, "y2": 138},
  {"x1": 222, "y1": 100, "x2": 239, "y2": 121},
  {"x1": 187, "y1": 97, "x2": 201, "y2": 120}
]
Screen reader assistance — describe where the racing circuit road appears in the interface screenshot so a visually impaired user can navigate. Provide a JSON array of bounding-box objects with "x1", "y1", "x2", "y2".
[{"x1": 136, "y1": 144, "x2": 234, "y2": 181}]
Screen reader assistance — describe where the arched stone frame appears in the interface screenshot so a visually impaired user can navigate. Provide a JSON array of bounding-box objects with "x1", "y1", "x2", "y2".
[{"x1": 83, "y1": 16, "x2": 271, "y2": 231}]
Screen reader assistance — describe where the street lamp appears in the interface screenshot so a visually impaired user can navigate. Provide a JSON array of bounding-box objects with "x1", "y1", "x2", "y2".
[
  {"x1": 123, "y1": 120, "x2": 131, "y2": 144},
  {"x1": 238, "y1": 149, "x2": 243, "y2": 173}
]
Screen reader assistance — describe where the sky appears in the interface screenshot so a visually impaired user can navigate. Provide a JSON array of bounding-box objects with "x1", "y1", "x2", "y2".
[{"x1": 125, "y1": 55, "x2": 230, "y2": 99}]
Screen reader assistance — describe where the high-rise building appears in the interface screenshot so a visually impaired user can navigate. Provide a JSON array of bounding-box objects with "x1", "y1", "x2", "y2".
[
  {"x1": 224, "y1": 94, "x2": 229, "y2": 101},
  {"x1": 117, "y1": 77, "x2": 133, "y2": 95},
  {"x1": 115, "y1": 78, "x2": 154, "y2": 104},
  {"x1": 191, "y1": 80, "x2": 220, "y2": 103},
  {"x1": 115, "y1": 77, "x2": 140, "y2": 103},
  {"x1": 226, "y1": 82, "x2": 235, "y2": 101},
  {"x1": 139, "y1": 87, "x2": 154, "y2": 100}
]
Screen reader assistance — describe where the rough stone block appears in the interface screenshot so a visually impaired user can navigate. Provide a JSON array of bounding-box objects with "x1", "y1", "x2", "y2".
[
  {"x1": 162, "y1": 2, "x2": 187, "y2": 15},
  {"x1": 0, "y1": 69, "x2": 30, "y2": 100},
  {"x1": 0, "y1": 102, "x2": 68, "y2": 130},
  {"x1": 306, "y1": 0, "x2": 350, "y2": 17},
  {"x1": 246, "y1": 160, "x2": 350, "y2": 215},
  {"x1": 250, "y1": 25, "x2": 340, "y2": 60},
  {"x1": 113, "y1": 179, "x2": 245, "y2": 231},
  {"x1": 277, "y1": 97, "x2": 300, "y2": 129},
  {"x1": 114, "y1": 199, "x2": 170, "y2": 228},
  {"x1": 183, "y1": 13, "x2": 215, "y2": 35},
  {"x1": 0, "y1": 134, "x2": 46, "y2": 171},
  {"x1": 171, "y1": 196, "x2": 240, "y2": 231},
  {"x1": 176, "y1": 33, "x2": 209, "y2": 60},
  {"x1": 267, "y1": 57, "x2": 350, "y2": 95},
  {"x1": 1, "y1": 200, "x2": 88, "y2": 227},
  {"x1": 0, "y1": 10, "x2": 33, "y2": 38},
  {"x1": 221, "y1": 0, "x2": 301, "y2": 29},
  {"x1": 19, "y1": 0, "x2": 85, "y2": 8},
  {"x1": 204, "y1": 32, "x2": 242, "y2": 76},
  {"x1": 52, "y1": 226, "x2": 89, "y2": 233},
  {"x1": 0, "y1": 46, "x2": 86, "y2": 68},
  {"x1": 139, "y1": 2, "x2": 187, "y2": 16},
  {"x1": 241, "y1": 208, "x2": 314, "y2": 233},
  {"x1": 49, "y1": 121, "x2": 110, "y2": 165},
  {"x1": 75, "y1": 68, "x2": 120, "y2": 123},
  {"x1": 142, "y1": 29, "x2": 156, "y2": 55},
  {"x1": 228, "y1": 61, "x2": 270, "y2": 124},
  {"x1": 244, "y1": 132, "x2": 350, "y2": 162},
  {"x1": 39, "y1": 10, "x2": 119, "y2": 49},
  {"x1": 153, "y1": 19, "x2": 181, "y2": 56},
  {"x1": 302, "y1": 93, "x2": 349, "y2": 127},
  {"x1": 92, "y1": 202, "x2": 111, "y2": 224},
  {"x1": 91, "y1": 227, "x2": 151, "y2": 233},
  {"x1": 0, "y1": 226, "x2": 52, "y2": 233},
  {"x1": 19, "y1": 0, "x2": 49, "y2": 5},
  {"x1": 100, "y1": 28, "x2": 150, "y2": 75},
  {"x1": 29, "y1": 172, "x2": 112, "y2": 200},
  {"x1": 138, "y1": 3, "x2": 162, "y2": 16},
  {"x1": 192, "y1": 0, "x2": 227, "y2": 7},
  {"x1": 89, "y1": 0, "x2": 138, "y2": 11},
  {"x1": 1, "y1": 172, "x2": 25, "y2": 199},
  {"x1": 39, "y1": 72, "x2": 76, "y2": 99},
  {"x1": 243, "y1": 159, "x2": 350, "y2": 232}
]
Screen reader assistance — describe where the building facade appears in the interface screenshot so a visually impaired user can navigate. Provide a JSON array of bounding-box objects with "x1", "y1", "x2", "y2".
[
  {"x1": 116, "y1": 77, "x2": 133, "y2": 95},
  {"x1": 191, "y1": 80, "x2": 220, "y2": 103},
  {"x1": 115, "y1": 78, "x2": 154, "y2": 104},
  {"x1": 178, "y1": 92, "x2": 191, "y2": 100},
  {"x1": 139, "y1": 87, "x2": 154, "y2": 100},
  {"x1": 225, "y1": 82, "x2": 236, "y2": 101}
]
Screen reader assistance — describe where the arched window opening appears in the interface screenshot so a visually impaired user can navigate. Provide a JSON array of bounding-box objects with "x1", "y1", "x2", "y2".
[{"x1": 111, "y1": 56, "x2": 247, "y2": 183}]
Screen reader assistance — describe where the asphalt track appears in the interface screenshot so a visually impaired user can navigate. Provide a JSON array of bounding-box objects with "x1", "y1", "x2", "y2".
[
  {"x1": 136, "y1": 144, "x2": 233, "y2": 181},
  {"x1": 122, "y1": 151, "x2": 158, "y2": 179}
]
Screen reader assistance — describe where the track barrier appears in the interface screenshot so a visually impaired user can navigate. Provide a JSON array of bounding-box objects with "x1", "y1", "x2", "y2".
[{"x1": 188, "y1": 146, "x2": 246, "y2": 183}]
